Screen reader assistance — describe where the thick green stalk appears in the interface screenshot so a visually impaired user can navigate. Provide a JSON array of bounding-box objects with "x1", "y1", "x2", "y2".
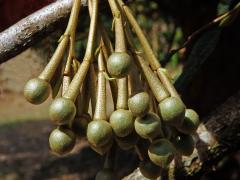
[
  {"x1": 157, "y1": 68, "x2": 180, "y2": 99},
  {"x1": 83, "y1": 0, "x2": 98, "y2": 62},
  {"x1": 136, "y1": 55, "x2": 169, "y2": 103},
  {"x1": 63, "y1": 0, "x2": 99, "y2": 101},
  {"x1": 39, "y1": 37, "x2": 69, "y2": 81},
  {"x1": 62, "y1": 59, "x2": 79, "y2": 96},
  {"x1": 116, "y1": 78, "x2": 128, "y2": 109},
  {"x1": 82, "y1": 73, "x2": 92, "y2": 114},
  {"x1": 122, "y1": 14, "x2": 169, "y2": 102},
  {"x1": 108, "y1": 0, "x2": 126, "y2": 52},
  {"x1": 94, "y1": 50, "x2": 107, "y2": 121},
  {"x1": 108, "y1": 0, "x2": 129, "y2": 110},
  {"x1": 64, "y1": 0, "x2": 82, "y2": 75},
  {"x1": 65, "y1": 0, "x2": 82, "y2": 36},
  {"x1": 79, "y1": 73, "x2": 91, "y2": 115},
  {"x1": 89, "y1": 64, "x2": 97, "y2": 114},
  {"x1": 117, "y1": 0, "x2": 181, "y2": 99},
  {"x1": 39, "y1": 0, "x2": 81, "y2": 82},
  {"x1": 88, "y1": 0, "x2": 117, "y2": 108},
  {"x1": 117, "y1": 0, "x2": 159, "y2": 70},
  {"x1": 101, "y1": 42, "x2": 118, "y2": 108},
  {"x1": 100, "y1": 27, "x2": 114, "y2": 54},
  {"x1": 62, "y1": 76, "x2": 71, "y2": 95}
]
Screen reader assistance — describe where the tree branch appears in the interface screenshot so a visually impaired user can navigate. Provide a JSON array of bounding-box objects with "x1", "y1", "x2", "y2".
[
  {"x1": 0, "y1": 0, "x2": 87, "y2": 64},
  {"x1": 124, "y1": 90, "x2": 240, "y2": 179}
]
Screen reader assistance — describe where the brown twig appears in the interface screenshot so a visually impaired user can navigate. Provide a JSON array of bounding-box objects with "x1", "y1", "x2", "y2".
[{"x1": 0, "y1": 0, "x2": 87, "y2": 64}]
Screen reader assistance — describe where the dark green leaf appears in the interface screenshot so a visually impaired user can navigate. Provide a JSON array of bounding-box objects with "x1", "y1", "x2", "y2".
[{"x1": 175, "y1": 28, "x2": 221, "y2": 92}]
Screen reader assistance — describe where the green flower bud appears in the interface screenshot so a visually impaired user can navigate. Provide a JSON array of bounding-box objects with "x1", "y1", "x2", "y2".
[
  {"x1": 177, "y1": 109, "x2": 200, "y2": 134},
  {"x1": 158, "y1": 97, "x2": 185, "y2": 126},
  {"x1": 24, "y1": 78, "x2": 51, "y2": 104},
  {"x1": 107, "y1": 52, "x2": 132, "y2": 78},
  {"x1": 49, "y1": 127, "x2": 76, "y2": 155},
  {"x1": 135, "y1": 112, "x2": 162, "y2": 139},
  {"x1": 49, "y1": 97, "x2": 76, "y2": 125},
  {"x1": 110, "y1": 109, "x2": 134, "y2": 137},
  {"x1": 148, "y1": 139, "x2": 175, "y2": 168},
  {"x1": 128, "y1": 92, "x2": 150, "y2": 117},
  {"x1": 87, "y1": 120, "x2": 113, "y2": 147}
]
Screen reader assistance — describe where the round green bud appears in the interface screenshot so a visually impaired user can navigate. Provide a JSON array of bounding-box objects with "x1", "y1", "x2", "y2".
[
  {"x1": 172, "y1": 134, "x2": 195, "y2": 156},
  {"x1": 158, "y1": 97, "x2": 185, "y2": 126},
  {"x1": 87, "y1": 120, "x2": 113, "y2": 147},
  {"x1": 49, "y1": 97, "x2": 76, "y2": 125},
  {"x1": 148, "y1": 139, "x2": 175, "y2": 168},
  {"x1": 95, "y1": 168, "x2": 116, "y2": 180},
  {"x1": 139, "y1": 160, "x2": 161, "y2": 179},
  {"x1": 135, "y1": 112, "x2": 162, "y2": 139},
  {"x1": 128, "y1": 92, "x2": 150, "y2": 117},
  {"x1": 115, "y1": 131, "x2": 139, "y2": 150},
  {"x1": 107, "y1": 52, "x2": 132, "y2": 78},
  {"x1": 110, "y1": 109, "x2": 134, "y2": 137},
  {"x1": 72, "y1": 113, "x2": 91, "y2": 137},
  {"x1": 177, "y1": 109, "x2": 200, "y2": 134},
  {"x1": 49, "y1": 127, "x2": 76, "y2": 155},
  {"x1": 24, "y1": 78, "x2": 51, "y2": 104}
]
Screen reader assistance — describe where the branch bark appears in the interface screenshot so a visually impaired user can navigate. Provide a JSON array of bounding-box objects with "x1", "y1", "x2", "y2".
[
  {"x1": 0, "y1": 0, "x2": 87, "y2": 64},
  {"x1": 124, "y1": 90, "x2": 240, "y2": 179}
]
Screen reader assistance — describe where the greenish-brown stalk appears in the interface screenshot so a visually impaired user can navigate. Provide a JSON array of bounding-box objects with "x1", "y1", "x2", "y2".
[
  {"x1": 116, "y1": 0, "x2": 181, "y2": 99},
  {"x1": 40, "y1": 0, "x2": 81, "y2": 82},
  {"x1": 94, "y1": 50, "x2": 107, "y2": 121},
  {"x1": 63, "y1": 0, "x2": 99, "y2": 101}
]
